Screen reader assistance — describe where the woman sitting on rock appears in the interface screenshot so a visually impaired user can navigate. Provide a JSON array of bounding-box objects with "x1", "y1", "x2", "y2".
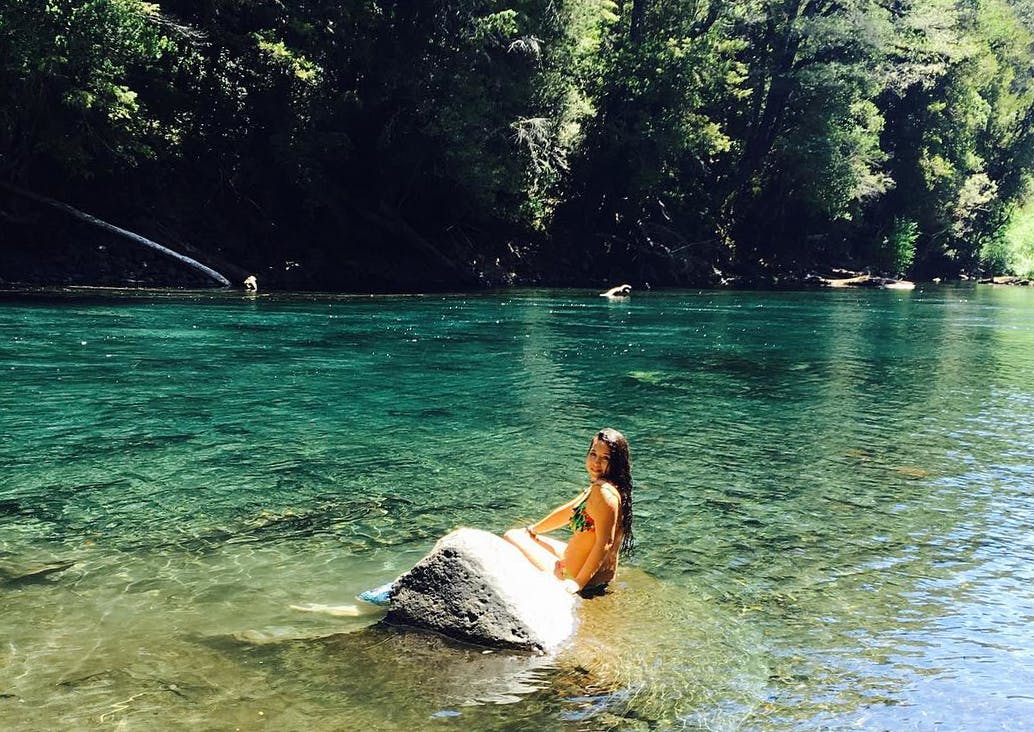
[
  {"x1": 503, "y1": 427, "x2": 634, "y2": 594},
  {"x1": 311, "y1": 427, "x2": 635, "y2": 614}
]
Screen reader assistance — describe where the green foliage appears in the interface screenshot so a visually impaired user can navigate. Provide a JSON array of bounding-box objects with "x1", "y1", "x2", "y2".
[
  {"x1": 0, "y1": 0, "x2": 183, "y2": 182},
  {"x1": 985, "y1": 186, "x2": 1034, "y2": 276},
  {"x1": 877, "y1": 218, "x2": 919, "y2": 276},
  {"x1": 3, "y1": 0, "x2": 1034, "y2": 286},
  {"x1": 710, "y1": 0, "x2": 898, "y2": 268},
  {"x1": 556, "y1": 0, "x2": 749, "y2": 271},
  {"x1": 253, "y1": 34, "x2": 320, "y2": 83},
  {"x1": 980, "y1": 231, "x2": 1013, "y2": 276},
  {"x1": 873, "y1": 0, "x2": 1034, "y2": 275}
]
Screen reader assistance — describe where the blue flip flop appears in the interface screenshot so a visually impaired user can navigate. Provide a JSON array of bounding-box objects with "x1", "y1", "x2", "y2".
[{"x1": 357, "y1": 581, "x2": 394, "y2": 607}]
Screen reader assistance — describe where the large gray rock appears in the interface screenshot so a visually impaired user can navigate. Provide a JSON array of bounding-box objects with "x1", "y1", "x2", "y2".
[{"x1": 385, "y1": 527, "x2": 578, "y2": 652}]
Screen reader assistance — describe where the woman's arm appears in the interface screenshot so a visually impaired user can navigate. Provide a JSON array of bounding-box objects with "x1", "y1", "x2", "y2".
[
  {"x1": 503, "y1": 493, "x2": 585, "y2": 575},
  {"x1": 526, "y1": 491, "x2": 587, "y2": 536}
]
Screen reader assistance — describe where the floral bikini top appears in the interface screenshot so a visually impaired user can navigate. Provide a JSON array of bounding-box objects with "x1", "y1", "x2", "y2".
[{"x1": 569, "y1": 495, "x2": 596, "y2": 533}]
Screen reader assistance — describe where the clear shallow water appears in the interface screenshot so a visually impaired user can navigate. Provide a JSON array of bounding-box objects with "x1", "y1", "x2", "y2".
[{"x1": 1, "y1": 285, "x2": 1032, "y2": 731}]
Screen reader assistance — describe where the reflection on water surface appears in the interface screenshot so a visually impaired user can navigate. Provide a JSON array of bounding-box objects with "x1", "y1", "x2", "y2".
[{"x1": 1, "y1": 285, "x2": 1033, "y2": 730}]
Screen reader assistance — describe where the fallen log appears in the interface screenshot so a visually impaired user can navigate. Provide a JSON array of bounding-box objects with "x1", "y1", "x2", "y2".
[
  {"x1": 822, "y1": 273, "x2": 915, "y2": 290},
  {"x1": 0, "y1": 181, "x2": 231, "y2": 287}
]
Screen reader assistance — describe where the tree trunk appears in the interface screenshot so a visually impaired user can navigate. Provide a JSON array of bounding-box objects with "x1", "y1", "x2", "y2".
[
  {"x1": 629, "y1": 0, "x2": 650, "y2": 44},
  {"x1": 0, "y1": 181, "x2": 232, "y2": 287}
]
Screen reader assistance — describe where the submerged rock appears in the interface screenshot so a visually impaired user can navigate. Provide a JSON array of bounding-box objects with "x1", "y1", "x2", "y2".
[
  {"x1": 0, "y1": 559, "x2": 76, "y2": 585},
  {"x1": 385, "y1": 527, "x2": 577, "y2": 652}
]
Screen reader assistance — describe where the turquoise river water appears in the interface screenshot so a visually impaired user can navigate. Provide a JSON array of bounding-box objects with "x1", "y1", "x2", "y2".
[{"x1": 1, "y1": 286, "x2": 1032, "y2": 731}]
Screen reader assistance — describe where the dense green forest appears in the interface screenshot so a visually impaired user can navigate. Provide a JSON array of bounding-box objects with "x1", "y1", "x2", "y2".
[{"x1": 2, "y1": 0, "x2": 1034, "y2": 290}]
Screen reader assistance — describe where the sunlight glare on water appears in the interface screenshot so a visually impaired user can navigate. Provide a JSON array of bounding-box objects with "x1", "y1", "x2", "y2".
[{"x1": 1, "y1": 285, "x2": 1033, "y2": 730}]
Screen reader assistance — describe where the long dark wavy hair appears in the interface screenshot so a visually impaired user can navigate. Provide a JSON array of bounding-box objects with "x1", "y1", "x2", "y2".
[{"x1": 592, "y1": 427, "x2": 634, "y2": 555}]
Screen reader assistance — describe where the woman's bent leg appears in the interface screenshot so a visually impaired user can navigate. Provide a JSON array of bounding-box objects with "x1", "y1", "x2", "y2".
[{"x1": 503, "y1": 528, "x2": 565, "y2": 573}]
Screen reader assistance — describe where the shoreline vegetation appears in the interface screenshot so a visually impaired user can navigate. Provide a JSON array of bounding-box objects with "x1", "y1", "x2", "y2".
[{"x1": 2, "y1": 2, "x2": 1034, "y2": 293}]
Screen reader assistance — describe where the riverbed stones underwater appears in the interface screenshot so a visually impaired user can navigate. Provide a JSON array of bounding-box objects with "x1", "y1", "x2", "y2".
[{"x1": 385, "y1": 528, "x2": 578, "y2": 652}]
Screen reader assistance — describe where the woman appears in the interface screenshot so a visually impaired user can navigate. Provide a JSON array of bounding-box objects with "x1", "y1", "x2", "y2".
[
  {"x1": 504, "y1": 427, "x2": 634, "y2": 594},
  {"x1": 347, "y1": 427, "x2": 634, "y2": 609}
]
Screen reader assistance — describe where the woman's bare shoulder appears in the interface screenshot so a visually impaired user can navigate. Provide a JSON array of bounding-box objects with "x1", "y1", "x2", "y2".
[{"x1": 596, "y1": 481, "x2": 621, "y2": 507}]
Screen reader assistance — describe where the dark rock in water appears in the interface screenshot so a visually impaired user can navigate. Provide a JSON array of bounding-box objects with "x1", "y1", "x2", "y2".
[
  {"x1": 0, "y1": 499, "x2": 26, "y2": 516},
  {"x1": 385, "y1": 528, "x2": 577, "y2": 652}
]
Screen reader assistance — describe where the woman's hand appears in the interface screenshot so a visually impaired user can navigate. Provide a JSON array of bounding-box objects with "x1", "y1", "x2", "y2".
[{"x1": 561, "y1": 578, "x2": 580, "y2": 594}]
